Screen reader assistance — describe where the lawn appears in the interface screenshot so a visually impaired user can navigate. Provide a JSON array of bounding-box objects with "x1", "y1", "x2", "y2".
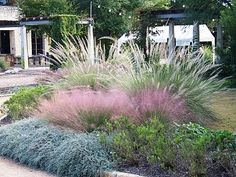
[{"x1": 209, "y1": 89, "x2": 236, "y2": 131}]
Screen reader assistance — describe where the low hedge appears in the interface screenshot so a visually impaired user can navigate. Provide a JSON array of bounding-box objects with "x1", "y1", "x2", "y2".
[{"x1": 0, "y1": 119, "x2": 114, "y2": 177}]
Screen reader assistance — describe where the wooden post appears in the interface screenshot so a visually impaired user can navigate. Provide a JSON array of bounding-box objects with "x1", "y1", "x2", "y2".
[
  {"x1": 88, "y1": 20, "x2": 95, "y2": 65},
  {"x1": 193, "y1": 21, "x2": 200, "y2": 52},
  {"x1": 20, "y1": 25, "x2": 28, "y2": 69},
  {"x1": 216, "y1": 23, "x2": 223, "y2": 64},
  {"x1": 167, "y1": 20, "x2": 175, "y2": 64},
  {"x1": 88, "y1": 1, "x2": 95, "y2": 65}
]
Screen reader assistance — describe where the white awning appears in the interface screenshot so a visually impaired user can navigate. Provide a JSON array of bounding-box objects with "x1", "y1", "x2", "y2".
[{"x1": 148, "y1": 24, "x2": 215, "y2": 46}]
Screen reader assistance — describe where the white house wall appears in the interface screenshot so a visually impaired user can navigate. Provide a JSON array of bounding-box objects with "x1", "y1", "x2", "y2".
[{"x1": 0, "y1": 6, "x2": 20, "y2": 21}]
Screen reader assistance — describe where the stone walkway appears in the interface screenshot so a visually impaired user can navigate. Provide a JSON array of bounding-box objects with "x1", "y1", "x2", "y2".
[{"x1": 0, "y1": 157, "x2": 56, "y2": 177}]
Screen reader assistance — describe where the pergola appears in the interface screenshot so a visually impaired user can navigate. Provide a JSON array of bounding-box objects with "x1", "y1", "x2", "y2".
[
  {"x1": 139, "y1": 9, "x2": 216, "y2": 64},
  {"x1": 19, "y1": 16, "x2": 95, "y2": 69}
]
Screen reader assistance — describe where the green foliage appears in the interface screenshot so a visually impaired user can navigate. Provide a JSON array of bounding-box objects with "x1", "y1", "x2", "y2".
[
  {"x1": 172, "y1": 0, "x2": 229, "y2": 23},
  {"x1": 17, "y1": 0, "x2": 74, "y2": 17},
  {"x1": 17, "y1": 0, "x2": 78, "y2": 44},
  {"x1": 0, "y1": 119, "x2": 114, "y2": 177},
  {"x1": 101, "y1": 117, "x2": 176, "y2": 168},
  {"x1": 174, "y1": 123, "x2": 212, "y2": 175},
  {"x1": 0, "y1": 59, "x2": 8, "y2": 71},
  {"x1": 4, "y1": 86, "x2": 49, "y2": 120},
  {"x1": 51, "y1": 15, "x2": 78, "y2": 46},
  {"x1": 220, "y1": 1, "x2": 236, "y2": 84},
  {"x1": 73, "y1": 0, "x2": 170, "y2": 38},
  {"x1": 175, "y1": 123, "x2": 236, "y2": 176},
  {"x1": 101, "y1": 118, "x2": 236, "y2": 176},
  {"x1": 202, "y1": 46, "x2": 213, "y2": 62}
]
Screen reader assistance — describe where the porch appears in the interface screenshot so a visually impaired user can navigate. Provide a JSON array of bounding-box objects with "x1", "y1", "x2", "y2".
[{"x1": 0, "y1": 54, "x2": 50, "y2": 67}]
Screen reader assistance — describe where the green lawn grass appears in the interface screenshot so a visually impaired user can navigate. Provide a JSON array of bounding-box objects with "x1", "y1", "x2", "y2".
[{"x1": 209, "y1": 90, "x2": 236, "y2": 131}]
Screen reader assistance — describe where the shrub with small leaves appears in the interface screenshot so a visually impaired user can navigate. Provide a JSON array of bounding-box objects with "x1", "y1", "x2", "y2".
[
  {"x1": 101, "y1": 117, "x2": 176, "y2": 168},
  {"x1": 101, "y1": 118, "x2": 236, "y2": 176},
  {"x1": 0, "y1": 119, "x2": 114, "y2": 177},
  {"x1": 4, "y1": 85, "x2": 49, "y2": 119}
]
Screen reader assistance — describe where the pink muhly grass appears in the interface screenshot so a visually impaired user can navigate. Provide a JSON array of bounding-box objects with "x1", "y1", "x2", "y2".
[
  {"x1": 35, "y1": 88, "x2": 191, "y2": 131},
  {"x1": 133, "y1": 88, "x2": 190, "y2": 122},
  {"x1": 35, "y1": 88, "x2": 138, "y2": 131}
]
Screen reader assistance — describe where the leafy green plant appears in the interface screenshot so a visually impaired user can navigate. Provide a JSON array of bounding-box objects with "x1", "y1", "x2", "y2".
[
  {"x1": 101, "y1": 118, "x2": 236, "y2": 176},
  {"x1": 51, "y1": 15, "x2": 78, "y2": 46},
  {"x1": 174, "y1": 123, "x2": 212, "y2": 175},
  {"x1": 0, "y1": 59, "x2": 8, "y2": 71},
  {"x1": 210, "y1": 130, "x2": 236, "y2": 175},
  {"x1": 174, "y1": 123, "x2": 236, "y2": 176},
  {"x1": 4, "y1": 85, "x2": 49, "y2": 119},
  {"x1": 101, "y1": 117, "x2": 176, "y2": 168}
]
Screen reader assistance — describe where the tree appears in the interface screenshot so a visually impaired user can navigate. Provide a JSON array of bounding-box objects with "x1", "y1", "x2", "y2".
[
  {"x1": 17, "y1": 0, "x2": 75, "y2": 17},
  {"x1": 72, "y1": 0, "x2": 170, "y2": 38},
  {"x1": 220, "y1": 0, "x2": 236, "y2": 82},
  {"x1": 171, "y1": 0, "x2": 231, "y2": 22}
]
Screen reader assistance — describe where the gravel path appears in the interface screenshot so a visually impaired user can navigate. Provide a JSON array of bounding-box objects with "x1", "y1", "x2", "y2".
[
  {"x1": 0, "y1": 68, "x2": 48, "y2": 89},
  {"x1": 0, "y1": 157, "x2": 56, "y2": 177}
]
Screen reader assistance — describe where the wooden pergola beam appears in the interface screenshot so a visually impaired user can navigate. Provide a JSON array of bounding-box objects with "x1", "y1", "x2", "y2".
[{"x1": 19, "y1": 19, "x2": 90, "y2": 26}]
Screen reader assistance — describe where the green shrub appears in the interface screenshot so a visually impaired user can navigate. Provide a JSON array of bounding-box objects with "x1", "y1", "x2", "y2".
[
  {"x1": 101, "y1": 117, "x2": 176, "y2": 168},
  {"x1": 0, "y1": 59, "x2": 8, "y2": 71},
  {"x1": 174, "y1": 123, "x2": 236, "y2": 176},
  {"x1": 101, "y1": 118, "x2": 236, "y2": 176},
  {"x1": 174, "y1": 123, "x2": 212, "y2": 176},
  {"x1": 0, "y1": 119, "x2": 114, "y2": 177},
  {"x1": 4, "y1": 86, "x2": 49, "y2": 119}
]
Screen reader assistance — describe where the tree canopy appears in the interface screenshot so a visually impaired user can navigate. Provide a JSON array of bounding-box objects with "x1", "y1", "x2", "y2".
[
  {"x1": 72, "y1": 0, "x2": 170, "y2": 38},
  {"x1": 17, "y1": 0, "x2": 171, "y2": 38},
  {"x1": 17, "y1": 0, "x2": 75, "y2": 17},
  {"x1": 172, "y1": 0, "x2": 231, "y2": 23}
]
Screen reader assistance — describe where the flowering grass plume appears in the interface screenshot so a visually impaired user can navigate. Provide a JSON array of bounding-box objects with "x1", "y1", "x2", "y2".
[
  {"x1": 36, "y1": 88, "x2": 138, "y2": 131},
  {"x1": 36, "y1": 87, "x2": 191, "y2": 131}
]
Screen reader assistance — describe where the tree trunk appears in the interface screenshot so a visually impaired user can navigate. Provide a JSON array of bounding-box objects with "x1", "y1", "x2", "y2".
[{"x1": 216, "y1": 23, "x2": 223, "y2": 64}]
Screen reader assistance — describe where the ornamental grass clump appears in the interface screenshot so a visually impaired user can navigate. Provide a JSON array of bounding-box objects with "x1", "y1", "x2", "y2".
[
  {"x1": 36, "y1": 88, "x2": 139, "y2": 131},
  {"x1": 36, "y1": 87, "x2": 191, "y2": 131},
  {"x1": 0, "y1": 119, "x2": 114, "y2": 177},
  {"x1": 44, "y1": 37, "x2": 225, "y2": 124},
  {"x1": 117, "y1": 48, "x2": 225, "y2": 123},
  {"x1": 44, "y1": 37, "x2": 132, "y2": 91},
  {"x1": 132, "y1": 88, "x2": 190, "y2": 122}
]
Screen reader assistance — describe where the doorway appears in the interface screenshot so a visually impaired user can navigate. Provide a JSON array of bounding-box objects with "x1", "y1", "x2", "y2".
[{"x1": 0, "y1": 31, "x2": 10, "y2": 54}]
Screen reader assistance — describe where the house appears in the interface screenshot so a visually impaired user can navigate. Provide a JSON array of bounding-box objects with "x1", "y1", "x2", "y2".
[{"x1": 0, "y1": 0, "x2": 50, "y2": 69}]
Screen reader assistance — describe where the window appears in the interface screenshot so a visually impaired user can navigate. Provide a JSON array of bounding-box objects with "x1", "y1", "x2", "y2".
[{"x1": 31, "y1": 31, "x2": 43, "y2": 55}]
